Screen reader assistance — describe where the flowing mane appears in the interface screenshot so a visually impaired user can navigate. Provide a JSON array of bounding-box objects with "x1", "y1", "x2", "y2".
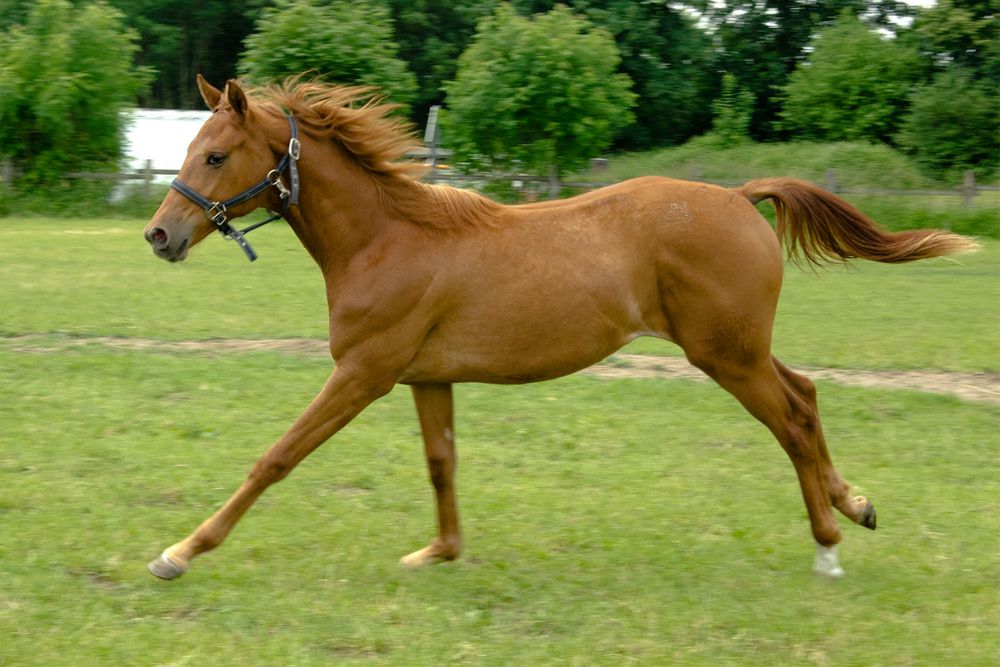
[{"x1": 250, "y1": 79, "x2": 502, "y2": 230}]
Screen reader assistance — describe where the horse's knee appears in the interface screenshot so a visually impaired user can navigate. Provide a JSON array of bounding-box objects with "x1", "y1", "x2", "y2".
[{"x1": 250, "y1": 454, "x2": 292, "y2": 484}]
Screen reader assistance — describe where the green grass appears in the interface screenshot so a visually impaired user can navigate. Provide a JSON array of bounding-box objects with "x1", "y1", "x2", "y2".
[
  {"x1": 0, "y1": 218, "x2": 330, "y2": 340},
  {"x1": 0, "y1": 217, "x2": 998, "y2": 665},
  {"x1": 1, "y1": 346, "x2": 997, "y2": 666}
]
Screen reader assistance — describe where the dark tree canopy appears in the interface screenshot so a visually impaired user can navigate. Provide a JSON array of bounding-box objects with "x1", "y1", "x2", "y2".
[
  {"x1": 705, "y1": 0, "x2": 915, "y2": 140},
  {"x1": 1, "y1": 0, "x2": 994, "y2": 180},
  {"x1": 108, "y1": 0, "x2": 265, "y2": 108}
]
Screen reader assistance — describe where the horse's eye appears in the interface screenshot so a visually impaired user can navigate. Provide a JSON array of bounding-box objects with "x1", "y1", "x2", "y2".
[{"x1": 207, "y1": 153, "x2": 226, "y2": 167}]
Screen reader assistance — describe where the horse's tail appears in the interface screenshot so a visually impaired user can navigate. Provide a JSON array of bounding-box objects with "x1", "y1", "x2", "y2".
[{"x1": 735, "y1": 177, "x2": 979, "y2": 265}]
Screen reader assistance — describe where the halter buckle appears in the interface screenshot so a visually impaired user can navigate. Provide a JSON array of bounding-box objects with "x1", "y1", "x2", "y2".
[
  {"x1": 206, "y1": 202, "x2": 227, "y2": 225},
  {"x1": 288, "y1": 137, "x2": 301, "y2": 160}
]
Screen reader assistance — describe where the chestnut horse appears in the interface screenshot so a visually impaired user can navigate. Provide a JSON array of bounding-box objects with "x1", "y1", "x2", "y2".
[{"x1": 143, "y1": 76, "x2": 977, "y2": 581}]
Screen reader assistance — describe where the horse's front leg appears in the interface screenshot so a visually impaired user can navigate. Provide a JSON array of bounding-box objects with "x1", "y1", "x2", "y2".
[
  {"x1": 400, "y1": 382, "x2": 462, "y2": 567},
  {"x1": 147, "y1": 367, "x2": 393, "y2": 579}
]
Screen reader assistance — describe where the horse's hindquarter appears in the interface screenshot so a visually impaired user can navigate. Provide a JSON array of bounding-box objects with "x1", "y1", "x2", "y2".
[{"x1": 400, "y1": 177, "x2": 779, "y2": 385}]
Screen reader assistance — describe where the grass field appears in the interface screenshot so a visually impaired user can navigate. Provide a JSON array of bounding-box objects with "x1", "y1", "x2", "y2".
[{"x1": 1, "y1": 217, "x2": 998, "y2": 665}]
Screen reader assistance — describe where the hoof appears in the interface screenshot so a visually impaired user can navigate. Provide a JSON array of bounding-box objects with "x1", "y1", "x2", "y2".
[
  {"x1": 147, "y1": 552, "x2": 187, "y2": 580},
  {"x1": 399, "y1": 544, "x2": 457, "y2": 569},
  {"x1": 859, "y1": 500, "x2": 877, "y2": 530},
  {"x1": 812, "y1": 543, "x2": 845, "y2": 579}
]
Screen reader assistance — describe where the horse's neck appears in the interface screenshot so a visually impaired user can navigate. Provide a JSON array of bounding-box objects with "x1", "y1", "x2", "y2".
[{"x1": 282, "y1": 150, "x2": 424, "y2": 273}]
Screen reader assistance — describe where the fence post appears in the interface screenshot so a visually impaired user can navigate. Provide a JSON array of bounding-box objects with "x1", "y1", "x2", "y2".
[
  {"x1": 142, "y1": 159, "x2": 153, "y2": 203},
  {"x1": 548, "y1": 165, "x2": 560, "y2": 198},
  {"x1": 424, "y1": 105, "x2": 440, "y2": 185},
  {"x1": 0, "y1": 157, "x2": 11, "y2": 211},
  {"x1": 962, "y1": 170, "x2": 975, "y2": 208},
  {"x1": 825, "y1": 169, "x2": 839, "y2": 193}
]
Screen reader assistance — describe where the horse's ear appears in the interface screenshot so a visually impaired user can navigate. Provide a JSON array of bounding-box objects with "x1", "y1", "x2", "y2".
[
  {"x1": 196, "y1": 74, "x2": 223, "y2": 110},
  {"x1": 224, "y1": 79, "x2": 249, "y2": 117}
]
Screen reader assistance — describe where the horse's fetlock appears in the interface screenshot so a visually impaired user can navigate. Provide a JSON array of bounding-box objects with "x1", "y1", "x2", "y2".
[
  {"x1": 435, "y1": 535, "x2": 462, "y2": 559},
  {"x1": 813, "y1": 522, "x2": 842, "y2": 548}
]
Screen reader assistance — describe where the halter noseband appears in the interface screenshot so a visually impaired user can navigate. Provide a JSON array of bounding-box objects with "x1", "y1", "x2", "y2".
[{"x1": 170, "y1": 114, "x2": 301, "y2": 262}]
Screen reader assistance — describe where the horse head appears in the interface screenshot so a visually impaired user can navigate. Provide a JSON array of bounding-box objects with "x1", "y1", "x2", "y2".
[{"x1": 143, "y1": 75, "x2": 293, "y2": 262}]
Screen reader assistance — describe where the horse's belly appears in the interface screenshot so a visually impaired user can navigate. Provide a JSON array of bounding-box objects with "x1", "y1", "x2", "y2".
[
  {"x1": 400, "y1": 335, "x2": 620, "y2": 384},
  {"x1": 400, "y1": 289, "x2": 653, "y2": 384}
]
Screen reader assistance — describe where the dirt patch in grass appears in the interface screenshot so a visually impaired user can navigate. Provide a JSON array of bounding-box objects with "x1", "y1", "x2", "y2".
[
  {"x1": 6, "y1": 334, "x2": 999, "y2": 404},
  {"x1": 593, "y1": 354, "x2": 1000, "y2": 405}
]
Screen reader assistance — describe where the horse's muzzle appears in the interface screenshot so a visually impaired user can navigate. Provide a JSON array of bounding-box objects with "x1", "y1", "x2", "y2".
[{"x1": 145, "y1": 225, "x2": 190, "y2": 263}]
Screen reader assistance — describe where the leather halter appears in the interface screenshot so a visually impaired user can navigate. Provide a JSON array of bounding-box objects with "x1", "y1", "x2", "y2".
[{"x1": 170, "y1": 114, "x2": 301, "y2": 262}]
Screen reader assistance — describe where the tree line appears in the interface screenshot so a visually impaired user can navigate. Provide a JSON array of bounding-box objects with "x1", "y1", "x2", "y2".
[{"x1": 0, "y1": 0, "x2": 996, "y2": 195}]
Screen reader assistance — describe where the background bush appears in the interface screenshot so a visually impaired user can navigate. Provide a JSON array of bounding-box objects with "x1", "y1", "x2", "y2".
[
  {"x1": 0, "y1": 0, "x2": 149, "y2": 189},
  {"x1": 238, "y1": 0, "x2": 417, "y2": 108}
]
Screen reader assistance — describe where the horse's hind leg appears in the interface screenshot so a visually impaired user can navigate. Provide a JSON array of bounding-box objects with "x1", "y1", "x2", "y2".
[
  {"x1": 686, "y1": 348, "x2": 848, "y2": 576},
  {"x1": 772, "y1": 359, "x2": 876, "y2": 530},
  {"x1": 400, "y1": 383, "x2": 462, "y2": 567}
]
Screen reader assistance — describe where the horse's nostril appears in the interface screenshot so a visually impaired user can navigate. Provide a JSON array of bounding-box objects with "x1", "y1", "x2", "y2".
[{"x1": 148, "y1": 227, "x2": 168, "y2": 248}]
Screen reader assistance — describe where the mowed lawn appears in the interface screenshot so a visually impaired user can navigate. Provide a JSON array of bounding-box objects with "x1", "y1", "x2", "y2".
[{"x1": 1, "y1": 218, "x2": 998, "y2": 665}]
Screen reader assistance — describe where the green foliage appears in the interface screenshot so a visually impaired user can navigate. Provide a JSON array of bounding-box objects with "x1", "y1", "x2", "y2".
[
  {"x1": 0, "y1": 0, "x2": 150, "y2": 188},
  {"x1": 780, "y1": 13, "x2": 923, "y2": 143},
  {"x1": 908, "y1": 0, "x2": 999, "y2": 85},
  {"x1": 108, "y1": 0, "x2": 265, "y2": 109},
  {"x1": 444, "y1": 4, "x2": 635, "y2": 179},
  {"x1": 238, "y1": 0, "x2": 417, "y2": 107},
  {"x1": 0, "y1": 0, "x2": 32, "y2": 29},
  {"x1": 558, "y1": 0, "x2": 715, "y2": 149},
  {"x1": 898, "y1": 68, "x2": 1000, "y2": 180},
  {"x1": 705, "y1": 73, "x2": 755, "y2": 147},
  {"x1": 576, "y1": 140, "x2": 938, "y2": 189},
  {"x1": 708, "y1": 0, "x2": 915, "y2": 140},
  {"x1": 386, "y1": 0, "x2": 496, "y2": 123}
]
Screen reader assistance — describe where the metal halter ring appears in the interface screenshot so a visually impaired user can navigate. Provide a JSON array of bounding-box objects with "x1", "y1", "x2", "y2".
[{"x1": 267, "y1": 170, "x2": 291, "y2": 200}]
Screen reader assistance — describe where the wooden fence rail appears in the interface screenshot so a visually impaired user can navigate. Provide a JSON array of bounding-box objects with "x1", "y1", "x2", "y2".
[
  {"x1": 508, "y1": 168, "x2": 990, "y2": 208},
  {"x1": 0, "y1": 156, "x2": 992, "y2": 209}
]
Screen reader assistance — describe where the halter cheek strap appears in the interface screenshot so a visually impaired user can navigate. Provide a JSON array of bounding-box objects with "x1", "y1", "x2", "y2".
[{"x1": 170, "y1": 114, "x2": 301, "y2": 262}]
